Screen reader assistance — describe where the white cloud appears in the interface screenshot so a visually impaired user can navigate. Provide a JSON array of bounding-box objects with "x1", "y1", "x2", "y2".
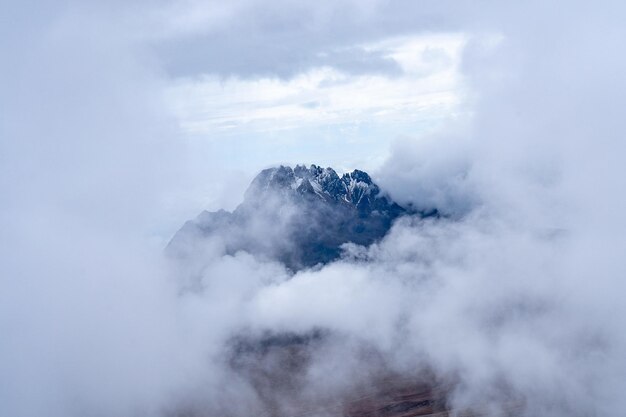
[{"x1": 165, "y1": 33, "x2": 467, "y2": 136}]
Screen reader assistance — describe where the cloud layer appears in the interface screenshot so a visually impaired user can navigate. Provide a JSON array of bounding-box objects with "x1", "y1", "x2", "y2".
[{"x1": 2, "y1": 0, "x2": 626, "y2": 416}]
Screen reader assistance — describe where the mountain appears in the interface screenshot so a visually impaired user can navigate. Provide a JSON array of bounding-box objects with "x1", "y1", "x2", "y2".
[
  {"x1": 167, "y1": 164, "x2": 433, "y2": 270},
  {"x1": 167, "y1": 165, "x2": 456, "y2": 417}
]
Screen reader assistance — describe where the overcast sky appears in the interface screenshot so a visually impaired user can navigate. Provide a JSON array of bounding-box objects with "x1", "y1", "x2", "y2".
[{"x1": 1, "y1": 0, "x2": 484, "y2": 237}]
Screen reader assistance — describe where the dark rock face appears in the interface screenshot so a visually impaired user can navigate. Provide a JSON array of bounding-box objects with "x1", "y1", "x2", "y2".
[{"x1": 167, "y1": 164, "x2": 420, "y2": 270}]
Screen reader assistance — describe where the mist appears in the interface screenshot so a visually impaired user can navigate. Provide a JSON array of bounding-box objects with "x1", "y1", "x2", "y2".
[{"x1": 2, "y1": 1, "x2": 626, "y2": 416}]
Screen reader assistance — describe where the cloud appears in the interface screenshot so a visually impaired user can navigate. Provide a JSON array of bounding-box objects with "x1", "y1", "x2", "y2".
[
  {"x1": 3, "y1": 0, "x2": 626, "y2": 416},
  {"x1": 165, "y1": 34, "x2": 465, "y2": 136},
  {"x1": 151, "y1": 0, "x2": 472, "y2": 79}
]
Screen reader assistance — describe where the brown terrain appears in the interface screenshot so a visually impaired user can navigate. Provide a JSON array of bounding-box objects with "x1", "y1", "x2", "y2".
[
  {"x1": 171, "y1": 332, "x2": 524, "y2": 417},
  {"x1": 228, "y1": 333, "x2": 523, "y2": 417}
]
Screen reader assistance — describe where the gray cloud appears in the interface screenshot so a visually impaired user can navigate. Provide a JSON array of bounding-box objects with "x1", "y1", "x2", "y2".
[
  {"x1": 158, "y1": 33, "x2": 404, "y2": 79},
  {"x1": 152, "y1": 0, "x2": 473, "y2": 79}
]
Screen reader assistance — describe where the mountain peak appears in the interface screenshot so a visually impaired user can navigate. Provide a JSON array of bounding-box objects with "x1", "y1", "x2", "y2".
[
  {"x1": 168, "y1": 164, "x2": 415, "y2": 271},
  {"x1": 245, "y1": 165, "x2": 389, "y2": 212}
]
